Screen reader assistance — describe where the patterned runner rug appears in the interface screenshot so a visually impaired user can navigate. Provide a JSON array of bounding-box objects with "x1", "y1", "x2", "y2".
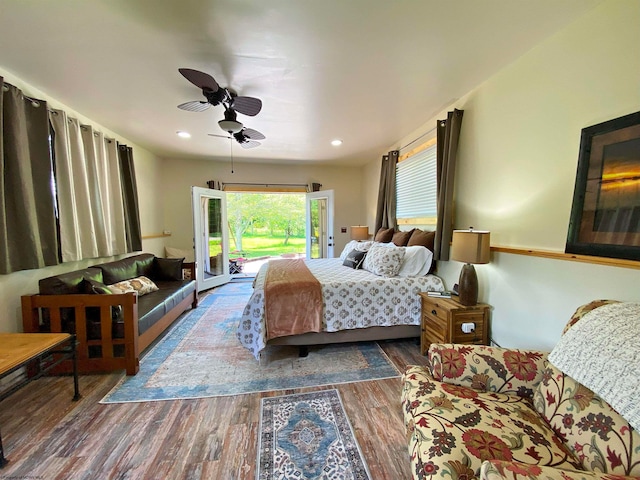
[
  {"x1": 101, "y1": 281, "x2": 400, "y2": 403},
  {"x1": 258, "y1": 389, "x2": 371, "y2": 480}
]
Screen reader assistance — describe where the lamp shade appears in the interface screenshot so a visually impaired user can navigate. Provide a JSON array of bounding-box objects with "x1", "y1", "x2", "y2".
[
  {"x1": 350, "y1": 226, "x2": 369, "y2": 241},
  {"x1": 218, "y1": 118, "x2": 243, "y2": 133},
  {"x1": 451, "y1": 230, "x2": 491, "y2": 264}
]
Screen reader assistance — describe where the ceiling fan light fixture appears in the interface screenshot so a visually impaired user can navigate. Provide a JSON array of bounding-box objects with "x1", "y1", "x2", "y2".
[{"x1": 218, "y1": 118, "x2": 243, "y2": 134}]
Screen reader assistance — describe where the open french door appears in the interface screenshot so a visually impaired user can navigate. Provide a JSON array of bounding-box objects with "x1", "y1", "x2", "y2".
[
  {"x1": 306, "y1": 190, "x2": 334, "y2": 259},
  {"x1": 192, "y1": 186, "x2": 230, "y2": 292}
]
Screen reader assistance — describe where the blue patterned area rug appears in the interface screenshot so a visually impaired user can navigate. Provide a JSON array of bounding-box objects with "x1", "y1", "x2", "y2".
[
  {"x1": 258, "y1": 389, "x2": 371, "y2": 480},
  {"x1": 100, "y1": 281, "x2": 400, "y2": 403}
]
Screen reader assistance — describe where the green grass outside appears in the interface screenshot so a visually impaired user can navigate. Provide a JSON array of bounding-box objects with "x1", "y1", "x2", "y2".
[{"x1": 210, "y1": 235, "x2": 306, "y2": 259}]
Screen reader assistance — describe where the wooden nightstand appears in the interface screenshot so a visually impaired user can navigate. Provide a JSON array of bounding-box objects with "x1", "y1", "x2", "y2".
[{"x1": 419, "y1": 293, "x2": 490, "y2": 355}]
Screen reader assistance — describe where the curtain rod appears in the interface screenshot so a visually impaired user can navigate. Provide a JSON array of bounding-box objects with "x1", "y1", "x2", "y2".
[
  {"x1": 222, "y1": 182, "x2": 310, "y2": 188},
  {"x1": 399, "y1": 126, "x2": 436, "y2": 152}
]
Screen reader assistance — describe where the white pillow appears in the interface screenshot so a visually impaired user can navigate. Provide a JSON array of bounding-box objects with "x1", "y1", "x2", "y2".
[
  {"x1": 165, "y1": 246, "x2": 194, "y2": 263},
  {"x1": 109, "y1": 276, "x2": 159, "y2": 296},
  {"x1": 397, "y1": 246, "x2": 433, "y2": 277},
  {"x1": 339, "y1": 240, "x2": 374, "y2": 260},
  {"x1": 362, "y1": 244, "x2": 405, "y2": 277}
]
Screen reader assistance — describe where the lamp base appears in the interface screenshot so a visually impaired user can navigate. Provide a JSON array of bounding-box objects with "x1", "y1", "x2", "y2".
[{"x1": 458, "y1": 263, "x2": 478, "y2": 306}]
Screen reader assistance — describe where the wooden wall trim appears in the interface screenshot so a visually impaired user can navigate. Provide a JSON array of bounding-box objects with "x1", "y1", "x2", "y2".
[
  {"x1": 141, "y1": 233, "x2": 171, "y2": 240},
  {"x1": 491, "y1": 245, "x2": 640, "y2": 270}
]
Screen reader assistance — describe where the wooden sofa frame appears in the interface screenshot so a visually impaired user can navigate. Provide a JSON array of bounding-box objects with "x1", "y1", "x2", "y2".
[{"x1": 21, "y1": 263, "x2": 197, "y2": 376}]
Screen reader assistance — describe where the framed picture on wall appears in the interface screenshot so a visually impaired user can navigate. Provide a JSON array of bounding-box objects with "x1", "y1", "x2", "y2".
[{"x1": 566, "y1": 111, "x2": 640, "y2": 261}]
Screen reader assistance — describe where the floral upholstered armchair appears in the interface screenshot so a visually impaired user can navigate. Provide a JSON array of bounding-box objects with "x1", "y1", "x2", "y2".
[{"x1": 402, "y1": 300, "x2": 640, "y2": 480}]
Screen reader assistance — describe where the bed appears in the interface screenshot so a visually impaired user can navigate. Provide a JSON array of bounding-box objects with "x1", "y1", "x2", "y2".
[{"x1": 236, "y1": 240, "x2": 445, "y2": 360}]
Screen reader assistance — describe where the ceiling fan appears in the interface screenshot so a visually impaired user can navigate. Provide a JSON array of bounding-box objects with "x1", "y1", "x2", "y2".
[
  {"x1": 209, "y1": 126, "x2": 266, "y2": 149},
  {"x1": 177, "y1": 68, "x2": 265, "y2": 141}
]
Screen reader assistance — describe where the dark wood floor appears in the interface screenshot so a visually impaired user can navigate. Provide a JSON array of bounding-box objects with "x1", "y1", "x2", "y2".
[{"x1": 0, "y1": 338, "x2": 428, "y2": 480}]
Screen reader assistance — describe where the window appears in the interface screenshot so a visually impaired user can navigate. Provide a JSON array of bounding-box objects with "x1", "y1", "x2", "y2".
[{"x1": 396, "y1": 143, "x2": 437, "y2": 227}]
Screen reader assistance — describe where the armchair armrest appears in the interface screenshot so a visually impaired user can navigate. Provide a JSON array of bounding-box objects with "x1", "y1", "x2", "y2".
[
  {"x1": 428, "y1": 343, "x2": 548, "y2": 399},
  {"x1": 481, "y1": 460, "x2": 640, "y2": 480}
]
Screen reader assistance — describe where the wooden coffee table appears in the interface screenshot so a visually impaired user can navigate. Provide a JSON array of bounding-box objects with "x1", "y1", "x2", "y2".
[{"x1": 0, "y1": 333, "x2": 80, "y2": 468}]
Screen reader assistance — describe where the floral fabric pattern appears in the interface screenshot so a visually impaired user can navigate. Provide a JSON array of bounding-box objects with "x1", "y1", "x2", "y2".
[
  {"x1": 481, "y1": 459, "x2": 640, "y2": 480},
  {"x1": 362, "y1": 243, "x2": 406, "y2": 277},
  {"x1": 402, "y1": 365, "x2": 582, "y2": 480},
  {"x1": 533, "y1": 362, "x2": 640, "y2": 477},
  {"x1": 428, "y1": 344, "x2": 548, "y2": 399}
]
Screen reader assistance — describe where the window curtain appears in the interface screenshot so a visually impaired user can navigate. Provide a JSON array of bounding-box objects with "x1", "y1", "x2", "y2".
[
  {"x1": 118, "y1": 144, "x2": 142, "y2": 252},
  {"x1": 374, "y1": 150, "x2": 399, "y2": 233},
  {"x1": 50, "y1": 110, "x2": 130, "y2": 261},
  {"x1": 0, "y1": 79, "x2": 59, "y2": 274},
  {"x1": 434, "y1": 109, "x2": 464, "y2": 261}
]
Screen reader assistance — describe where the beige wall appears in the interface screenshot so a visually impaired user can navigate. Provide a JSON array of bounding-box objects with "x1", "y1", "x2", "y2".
[
  {"x1": 364, "y1": 0, "x2": 640, "y2": 350},
  {"x1": 159, "y1": 157, "x2": 364, "y2": 258},
  {"x1": 0, "y1": 68, "x2": 164, "y2": 333}
]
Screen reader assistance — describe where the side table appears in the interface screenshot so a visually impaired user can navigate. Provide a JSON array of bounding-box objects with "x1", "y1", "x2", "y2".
[
  {"x1": 0, "y1": 333, "x2": 80, "y2": 468},
  {"x1": 419, "y1": 293, "x2": 490, "y2": 355}
]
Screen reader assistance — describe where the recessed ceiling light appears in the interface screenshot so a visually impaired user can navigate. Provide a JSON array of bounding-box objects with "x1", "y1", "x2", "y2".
[
  {"x1": 177, "y1": 131, "x2": 191, "y2": 138},
  {"x1": 331, "y1": 139, "x2": 343, "y2": 146}
]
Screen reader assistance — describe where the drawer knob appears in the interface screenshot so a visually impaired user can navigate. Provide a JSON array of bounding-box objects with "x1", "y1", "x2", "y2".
[{"x1": 431, "y1": 309, "x2": 437, "y2": 315}]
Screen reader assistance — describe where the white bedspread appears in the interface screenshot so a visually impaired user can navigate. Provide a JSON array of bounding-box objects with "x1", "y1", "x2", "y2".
[
  {"x1": 549, "y1": 302, "x2": 640, "y2": 431},
  {"x1": 236, "y1": 258, "x2": 445, "y2": 359}
]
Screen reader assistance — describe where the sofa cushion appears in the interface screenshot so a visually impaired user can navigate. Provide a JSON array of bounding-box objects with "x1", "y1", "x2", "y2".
[
  {"x1": 480, "y1": 460, "x2": 640, "y2": 480},
  {"x1": 533, "y1": 361, "x2": 640, "y2": 476},
  {"x1": 153, "y1": 257, "x2": 184, "y2": 281},
  {"x1": 98, "y1": 253, "x2": 155, "y2": 284},
  {"x1": 39, "y1": 267, "x2": 104, "y2": 295},
  {"x1": 402, "y1": 366, "x2": 582, "y2": 479},
  {"x1": 135, "y1": 280, "x2": 195, "y2": 335},
  {"x1": 428, "y1": 344, "x2": 548, "y2": 399}
]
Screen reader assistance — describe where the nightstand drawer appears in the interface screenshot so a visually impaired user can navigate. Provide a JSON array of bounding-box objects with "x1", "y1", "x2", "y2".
[
  {"x1": 451, "y1": 314, "x2": 486, "y2": 344},
  {"x1": 419, "y1": 293, "x2": 491, "y2": 353}
]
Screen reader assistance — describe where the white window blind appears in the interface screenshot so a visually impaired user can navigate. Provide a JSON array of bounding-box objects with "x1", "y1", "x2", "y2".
[{"x1": 396, "y1": 145, "x2": 437, "y2": 220}]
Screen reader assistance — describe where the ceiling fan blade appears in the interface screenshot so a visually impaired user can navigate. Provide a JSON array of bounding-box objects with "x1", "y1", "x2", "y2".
[
  {"x1": 231, "y1": 96, "x2": 262, "y2": 116},
  {"x1": 178, "y1": 100, "x2": 211, "y2": 112},
  {"x1": 179, "y1": 68, "x2": 219, "y2": 91},
  {"x1": 208, "y1": 133, "x2": 231, "y2": 139},
  {"x1": 239, "y1": 139, "x2": 261, "y2": 149},
  {"x1": 241, "y1": 128, "x2": 266, "y2": 140}
]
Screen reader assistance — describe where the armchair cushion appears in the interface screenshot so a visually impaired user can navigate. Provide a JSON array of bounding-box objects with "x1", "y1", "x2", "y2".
[
  {"x1": 481, "y1": 460, "x2": 640, "y2": 480},
  {"x1": 402, "y1": 366, "x2": 582, "y2": 479},
  {"x1": 428, "y1": 344, "x2": 548, "y2": 399},
  {"x1": 534, "y1": 361, "x2": 640, "y2": 477}
]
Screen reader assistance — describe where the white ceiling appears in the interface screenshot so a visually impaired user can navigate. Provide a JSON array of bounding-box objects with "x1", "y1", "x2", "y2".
[{"x1": 0, "y1": 0, "x2": 601, "y2": 166}]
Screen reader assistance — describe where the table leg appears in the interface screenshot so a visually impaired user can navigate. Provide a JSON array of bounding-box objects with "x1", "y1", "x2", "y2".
[
  {"x1": 71, "y1": 336, "x2": 80, "y2": 401},
  {"x1": 0, "y1": 429, "x2": 8, "y2": 468}
]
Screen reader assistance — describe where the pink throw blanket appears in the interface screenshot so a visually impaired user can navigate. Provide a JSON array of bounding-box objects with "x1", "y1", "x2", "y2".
[{"x1": 264, "y1": 259, "x2": 322, "y2": 340}]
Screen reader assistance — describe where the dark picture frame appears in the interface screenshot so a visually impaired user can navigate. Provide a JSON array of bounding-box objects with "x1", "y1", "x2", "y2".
[{"x1": 566, "y1": 111, "x2": 640, "y2": 261}]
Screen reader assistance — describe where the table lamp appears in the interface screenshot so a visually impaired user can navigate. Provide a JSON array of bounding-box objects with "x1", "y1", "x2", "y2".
[
  {"x1": 350, "y1": 226, "x2": 370, "y2": 241},
  {"x1": 450, "y1": 228, "x2": 490, "y2": 306}
]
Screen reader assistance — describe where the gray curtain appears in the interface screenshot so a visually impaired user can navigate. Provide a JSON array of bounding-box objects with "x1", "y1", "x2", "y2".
[
  {"x1": 0, "y1": 79, "x2": 59, "y2": 274},
  {"x1": 374, "y1": 150, "x2": 399, "y2": 233},
  {"x1": 434, "y1": 109, "x2": 464, "y2": 261},
  {"x1": 118, "y1": 144, "x2": 142, "y2": 252}
]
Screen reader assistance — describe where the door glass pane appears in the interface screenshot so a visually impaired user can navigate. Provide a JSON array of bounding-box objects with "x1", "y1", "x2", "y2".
[
  {"x1": 309, "y1": 198, "x2": 327, "y2": 259},
  {"x1": 205, "y1": 197, "x2": 224, "y2": 278}
]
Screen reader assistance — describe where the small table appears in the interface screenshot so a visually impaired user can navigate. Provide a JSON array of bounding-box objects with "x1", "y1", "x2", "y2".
[
  {"x1": 0, "y1": 333, "x2": 80, "y2": 468},
  {"x1": 419, "y1": 293, "x2": 491, "y2": 355}
]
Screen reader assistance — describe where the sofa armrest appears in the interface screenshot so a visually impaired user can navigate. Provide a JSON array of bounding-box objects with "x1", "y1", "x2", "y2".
[
  {"x1": 428, "y1": 343, "x2": 548, "y2": 399},
  {"x1": 21, "y1": 293, "x2": 140, "y2": 375},
  {"x1": 481, "y1": 460, "x2": 640, "y2": 480}
]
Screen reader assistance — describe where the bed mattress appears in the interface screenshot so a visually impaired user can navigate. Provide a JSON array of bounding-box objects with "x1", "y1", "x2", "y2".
[{"x1": 236, "y1": 258, "x2": 444, "y2": 359}]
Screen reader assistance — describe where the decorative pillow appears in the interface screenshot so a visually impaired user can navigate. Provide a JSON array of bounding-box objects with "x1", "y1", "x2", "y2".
[
  {"x1": 374, "y1": 227, "x2": 394, "y2": 243},
  {"x1": 392, "y1": 229, "x2": 414, "y2": 246},
  {"x1": 533, "y1": 361, "x2": 640, "y2": 476},
  {"x1": 109, "y1": 276, "x2": 159, "y2": 296},
  {"x1": 362, "y1": 244, "x2": 405, "y2": 277},
  {"x1": 339, "y1": 240, "x2": 359, "y2": 260},
  {"x1": 342, "y1": 249, "x2": 367, "y2": 269},
  {"x1": 154, "y1": 257, "x2": 184, "y2": 281},
  {"x1": 81, "y1": 278, "x2": 115, "y2": 295},
  {"x1": 407, "y1": 228, "x2": 435, "y2": 249},
  {"x1": 396, "y1": 246, "x2": 433, "y2": 277}
]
